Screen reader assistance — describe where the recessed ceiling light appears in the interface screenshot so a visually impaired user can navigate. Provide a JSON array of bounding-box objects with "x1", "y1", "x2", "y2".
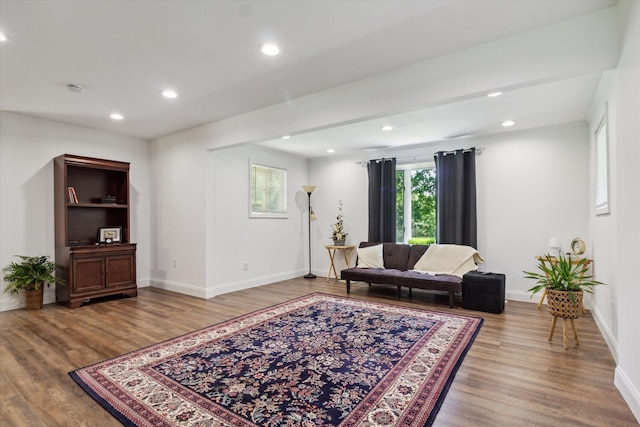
[
  {"x1": 282, "y1": 135, "x2": 291, "y2": 139},
  {"x1": 327, "y1": 148, "x2": 335, "y2": 153},
  {"x1": 502, "y1": 120, "x2": 515, "y2": 127},
  {"x1": 487, "y1": 91, "x2": 502, "y2": 97},
  {"x1": 260, "y1": 43, "x2": 280, "y2": 56},
  {"x1": 161, "y1": 89, "x2": 178, "y2": 99},
  {"x1": 380, "y1": 125, "x2": 393, "y2": 131},
  {"x1": 0, "y1": 32, "x2": 7, "y2": 42},
  {"x1": 110, "y1": 113, "x2": 124, "y2": 120}
]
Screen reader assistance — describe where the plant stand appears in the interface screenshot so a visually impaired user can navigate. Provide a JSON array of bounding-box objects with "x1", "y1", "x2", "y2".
[
  {"x1": 546, "y1": 288, "x2": 583, "y2": 349},
  {"x1": 548, "y1": 316, "x2": 579, "y2": 349}
]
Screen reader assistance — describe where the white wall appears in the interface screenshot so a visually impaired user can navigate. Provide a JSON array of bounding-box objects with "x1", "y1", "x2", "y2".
[
  {"x1": 589, "y1": 1, "x2": 640, "y2": 420},
  {"x1": 610, "y1": 0, "x2": 640, "y2": 420},
  {"x1": 149, "y1": 136, "x2": 311, "y2": 298},
  {"x1": 308, "y1": 124, "x2": 591, "y2": 295},
  {"x1": 149, "y1": 129, "x2": 208, "y2": 297},
  {"x1": 586, "y1": 2, "x2": 640, "y2": 420},
  {"x1": 589, "y1": 71, "x2": 619, "y2": 355},
  {"x1": 0, "y1": 112, "x2": 151, "y2": 311},
  {"x1": 208, "y1": 146, "x2": 309, "y2": 294},
  {"x1": 306, "y1": 156, "x2": 369, "y2": 276}
]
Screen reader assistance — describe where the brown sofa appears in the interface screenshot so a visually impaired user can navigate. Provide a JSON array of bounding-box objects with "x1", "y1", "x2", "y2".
[{"x1": 340, "y1": 242, "x2": 465, "y2": 307}]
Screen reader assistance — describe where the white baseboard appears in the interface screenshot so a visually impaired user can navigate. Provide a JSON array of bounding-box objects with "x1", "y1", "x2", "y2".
[
  {"x1": 150, "y1": 270, "x2": 307, "y2": 300},
  {"x1": 0, "y1": 296, "x2": 25, "y2": 312},
  {"x1": 590, "y1": 304, "x2": 619, "y2": 362},
  {"x1": 0, "y1": 286, "x2": 57, "y2": 312},
  {"x1": 213, "y1": 269, "x2": 307, "y2": 297},
  {"x1": 505, "y1": 289, "x2": 538, "y2": 304},
  {"x1": 615, "y1": 366, "x2": 640, "y2": 423},
  {"x1": 149, "y1": 279, "x2": 209, "y2": 298}
]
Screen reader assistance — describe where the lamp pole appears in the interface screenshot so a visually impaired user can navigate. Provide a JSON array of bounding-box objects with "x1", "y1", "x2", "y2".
[{"x1": 302, "y1": 186, "x2": 316, "y2": 279}]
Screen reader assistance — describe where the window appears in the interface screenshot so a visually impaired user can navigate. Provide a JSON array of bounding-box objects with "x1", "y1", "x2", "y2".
[
  {"x1": 396, "y1": 167, "x2": 436, "y2": 244},
  {"x1": 594, "y1": 112, "x2": 609, "y2": 215},
  {"x1": 250, "y1": 163, "x2": 287, "y2": 218}
]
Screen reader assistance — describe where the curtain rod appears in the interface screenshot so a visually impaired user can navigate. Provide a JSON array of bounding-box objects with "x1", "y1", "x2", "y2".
[{"x1": 356, "y1": 147, "x2": 483, "y2": 165}]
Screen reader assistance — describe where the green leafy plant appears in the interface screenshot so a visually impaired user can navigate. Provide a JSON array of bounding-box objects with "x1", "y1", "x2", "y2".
[
  {"x1": 523, "y1": 253, "x2": 603, "y2": 306},
  {"x1": 408, "y1": 237, "x2": 436, "y2": 245},
  {"x1": 2, "y1": 255, "x2": 62, "y2": 295}
]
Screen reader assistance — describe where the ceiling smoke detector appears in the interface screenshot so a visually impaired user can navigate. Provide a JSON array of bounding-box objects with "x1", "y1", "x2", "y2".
[{"x1": 66, "y1": 83, "x2": 84, "y2": 93}]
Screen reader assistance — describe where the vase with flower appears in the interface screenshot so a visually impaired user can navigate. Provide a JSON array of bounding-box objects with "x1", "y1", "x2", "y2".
[{"x1": 331, "y1": 200, "x2": 348, "y2": 246}]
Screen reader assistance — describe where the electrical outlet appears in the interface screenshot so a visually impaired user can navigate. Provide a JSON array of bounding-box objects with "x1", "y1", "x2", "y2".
[
  {"x1": 172, "y1": 259, "x2": 177, "y2": 268},
  {"x1": 243, "y1": 262, "x2": 249, "y2": 270}
]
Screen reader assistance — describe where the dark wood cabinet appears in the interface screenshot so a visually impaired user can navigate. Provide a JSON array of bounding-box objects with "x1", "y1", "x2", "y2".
[{"x1": 54, "y1": 154, "x2": 137, "y2": 308}]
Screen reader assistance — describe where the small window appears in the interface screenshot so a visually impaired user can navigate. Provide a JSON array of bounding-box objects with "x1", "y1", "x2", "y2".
[
  {"x1": 396, "y1": 166, "x2": 436, "y2": 244},
  {"x1": 250, "y1": 163, "x2": 287, "y2": 218},
  {"x1": 594, "y1": 112, "x2": 609, "y2": 216}
]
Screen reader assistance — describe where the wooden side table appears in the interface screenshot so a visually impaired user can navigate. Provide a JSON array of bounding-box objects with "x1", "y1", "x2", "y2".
[
  {"x1": 535, "y1": 256, "x2": 592, "y2": 313},
  {"x1": 325, "y1": 245, "x2": 355, "y2": 282}
]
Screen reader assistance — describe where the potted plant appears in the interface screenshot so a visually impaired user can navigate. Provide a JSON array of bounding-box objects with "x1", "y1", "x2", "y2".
[
  {"x1": 524, "y1": 253, "x2": 603, "y2": 318},
  {"x1": 331, "y1": 200, "x2": 348, "y2": 246},
  {"x1": 2, "y1": 255, "x2": 61, "y2": 310}
]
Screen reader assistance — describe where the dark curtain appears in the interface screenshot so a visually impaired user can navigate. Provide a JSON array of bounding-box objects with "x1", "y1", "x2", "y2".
[
  {"x1": 368, "y1": 158, "x2": 396, "y2": 242},
  {"x1": 434, "y1": 148, "x2": 477, "y2": 248}
]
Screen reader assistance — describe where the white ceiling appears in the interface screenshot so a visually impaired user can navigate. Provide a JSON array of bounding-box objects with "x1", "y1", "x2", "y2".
[
  {"x1": 261, "y1": 74, "x2": 603, "y2": 157},
  {"x1": 0, "y1": 0, "x2": 619, "y2": 158}
]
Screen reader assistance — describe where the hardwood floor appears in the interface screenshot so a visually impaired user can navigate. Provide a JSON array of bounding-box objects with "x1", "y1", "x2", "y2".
[{"x1": 0, "y1": 278, "x2": 637, "y2": 426}]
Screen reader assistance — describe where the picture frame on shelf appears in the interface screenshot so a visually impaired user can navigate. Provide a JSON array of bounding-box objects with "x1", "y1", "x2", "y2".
[{"x1": 98, "y1": 226, "x2": 122, "y2": 244}]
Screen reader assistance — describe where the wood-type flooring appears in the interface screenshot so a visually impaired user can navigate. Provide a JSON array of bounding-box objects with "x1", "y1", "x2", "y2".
[{"x1": 0, "y1": 278, "x2": 637, "y2": 426}]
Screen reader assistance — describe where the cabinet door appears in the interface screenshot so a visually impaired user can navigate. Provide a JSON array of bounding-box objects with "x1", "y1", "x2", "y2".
[
  {"x1": 73, "y1": 258, "x2": 105, "y2": 293},
  {"x1": 105, "y1": 254, "x2": 135, "y2": 288}
]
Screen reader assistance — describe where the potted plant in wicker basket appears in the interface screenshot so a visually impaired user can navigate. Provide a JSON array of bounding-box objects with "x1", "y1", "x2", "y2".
[
  {"x1": 524, "y1": 253, "x2": 603, "y2": 318},
  {"x1": 2, "y1": 255, "x2": 62, "y2": 310}
]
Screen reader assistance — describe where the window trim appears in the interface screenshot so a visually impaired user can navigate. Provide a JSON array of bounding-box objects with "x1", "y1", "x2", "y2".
[
  {"x1": 594, "y1": 109, "x2": 610, "y2": 216},
  {"x1": 396, "y1": 162, "x2": 436, "y2": 243},
  {"x1": 249, "y1": 162, "x2": 288, "y2": 219}
]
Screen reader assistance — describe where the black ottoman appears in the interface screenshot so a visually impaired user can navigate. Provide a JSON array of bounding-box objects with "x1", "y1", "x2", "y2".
[{"x1": 462, "y1": 272, "x2": 506, "y2": 314}]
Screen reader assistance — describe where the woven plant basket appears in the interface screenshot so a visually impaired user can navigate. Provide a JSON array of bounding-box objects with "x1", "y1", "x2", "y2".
[
  {"x1": 25, "y1": 286, "x2": 44, "y2": 310},
  {"x1": 546, "y1": 288, "x2": 583, "y2": 319}
]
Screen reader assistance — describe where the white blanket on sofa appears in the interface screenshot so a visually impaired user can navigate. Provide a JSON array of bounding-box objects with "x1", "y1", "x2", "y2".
[{"x1": 412, "y1": 244, "x2": 484, "y2": 277}]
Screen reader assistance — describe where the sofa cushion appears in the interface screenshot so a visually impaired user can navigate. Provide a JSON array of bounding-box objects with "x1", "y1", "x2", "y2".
[
  {"x1": 407, "y1": 245, "x2": 429, "y2": 270},
  {"x1": 356, "y1": 244, "x2": 384, "y2": 268},
  {"x1": 356, "y1": 242, "x2": 411, "y2": 271},
  {"x1": 382, "y1": 243, "x2": 411, "y2": 270},
  {"x1": 394, "y1": 270, "x2": 462, "y2": 292},
  {"x1": 341, "y1": 267, "x2": 401, "y2": 285}
]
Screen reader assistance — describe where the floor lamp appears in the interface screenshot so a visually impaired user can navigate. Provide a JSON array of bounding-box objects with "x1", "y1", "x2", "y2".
[{"x1": 303, "y1": 185, "x2": 317, "y2": 279}]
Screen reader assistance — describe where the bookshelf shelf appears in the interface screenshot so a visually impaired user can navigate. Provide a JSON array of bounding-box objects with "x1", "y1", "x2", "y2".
[{"x1": 67, "y1": 203, "x2": 129, "y2": 208}]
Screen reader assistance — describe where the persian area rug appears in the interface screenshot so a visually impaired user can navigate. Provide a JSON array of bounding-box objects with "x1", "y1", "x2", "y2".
[{"x1": 70, "y1": 293, "x2": 482, "y2": 427}]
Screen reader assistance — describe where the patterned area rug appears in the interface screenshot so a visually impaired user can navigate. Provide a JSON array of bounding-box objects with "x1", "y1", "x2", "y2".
[{"x1": 70, "y1": 293, "x2": 482, "y2": 426}]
